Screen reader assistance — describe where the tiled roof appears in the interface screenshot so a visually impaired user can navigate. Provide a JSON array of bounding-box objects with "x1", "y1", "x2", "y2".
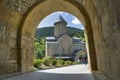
[
  {"x1": 46, "y1": 37, "x2": 57, "y2": 42},
  {"x1": 73, "y1": 37, "x2": 81, "y2": 43},
  {"x1": 46, "y1": 37, "x2": 55, "y2": 40},
  {"x1": 54, "y1": 15, "x2": 67, "y2": 24}
]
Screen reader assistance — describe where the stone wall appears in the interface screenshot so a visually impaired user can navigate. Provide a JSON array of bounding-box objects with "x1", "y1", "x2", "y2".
[
  {"x1": 0, "y1": 2, "x2": 22, "y2": 75},
  {"x1": 0, "y1": 0, "x2": 120, "y2": 80},
  {"x1": 89, "y1": 0, "x2": 120, "y2": 79},
  {"x1": 72, "y1": 44, "x2": 85, "y2": 51},
  {"x1": 57, "y1": 35, "x2": 73, "y2": 54},
  {"x1": 46, "y1": 42, "x2": 58, "y2": 56},
  {"x1": 2, "y1": 0, "x2": 39, "y2": 15}
]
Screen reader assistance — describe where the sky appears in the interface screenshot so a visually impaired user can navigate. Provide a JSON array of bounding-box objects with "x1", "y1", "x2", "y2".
[{"x1": 37, "y1": 11, "x2": 84, "y2": 30}]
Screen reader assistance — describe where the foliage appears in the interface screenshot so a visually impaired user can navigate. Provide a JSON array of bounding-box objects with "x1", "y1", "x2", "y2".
[
  {"x1": 72, "y1": 61, "x2": 77, "y2": 65},
  {"x1": 65, "y1": 60, "x2": 73, "y2": 66},
  {"x1": 56, "y1": 59, "x2": 65, "y2": 67},
  {"x1": 51, "y1": 59, "x2": 57, "y2": 66},
  {"x1": 47, "y1": 56, "x2": 53, "y2": 60},
  {"x1": 35, "y1": 26, "x2": 84, "y2": 38},
  {"x1": 42, "y1": 57, "x2": 52, "y2": 66},
  {"x1": 58, "y1": 54, "x2": 62, "y2": 60},
  {"x1": 33, "y1": 56, "x2": 77, "y2": 68},
  {"x1": 33, "y1": 59, "x2": 42, "y2": 68},
  {"x1": 34, "y1": 49, "x2": 44, "y2": 59},
  {"x1": 34, "y1": 37, "x2": 45, "y2": 59},
  {"x1": 35, "y1": 27, "x2": 85, "y2": 43},
  {"x1": 69, "y1": 32, "x2": 85, "y2": 43}
]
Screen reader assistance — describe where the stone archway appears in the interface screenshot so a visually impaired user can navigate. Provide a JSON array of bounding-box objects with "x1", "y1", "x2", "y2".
[
  {"x1": 18, "y1": 0, "x2": 98, "y2": 73},
  {"x1": 74, "y1": 50, "x2": 86, "y2": 62},
  {"x1": 1, "y1": 0, "x2": 120, "y2": 80}
]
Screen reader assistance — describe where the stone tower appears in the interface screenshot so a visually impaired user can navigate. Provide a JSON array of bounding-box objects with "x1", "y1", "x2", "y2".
[{"x1": 54, "y1": 15, "x2": 67, "y2": 38}]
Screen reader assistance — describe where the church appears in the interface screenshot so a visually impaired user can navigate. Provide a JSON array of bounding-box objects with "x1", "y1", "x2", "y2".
[{"x1": 45, "y1": 15, "x2": 86, "y2": 61}]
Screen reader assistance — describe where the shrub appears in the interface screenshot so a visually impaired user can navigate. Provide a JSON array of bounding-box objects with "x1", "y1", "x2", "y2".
[
  {"x1": 72, "y1": 61, "x2": 77, "y2": 65},
  {"x1": 42, "y1": 57, "x2": 51, "y2": 66},
  {"x1": 65, "y1": 60, "x2": 73, "y2": 66},
  {"x1": 51, "y1": 59, "x2": 57, "y2": 66},
  {"x1": 56, "y1": 60, "x2": 65, "y2": 66},
  {"x1": 47, "y1": 56, "x2": 53, "y2": 60},
  {"x1": 34, "y1": 49, "x2": 44, "y2": 59},
  {"x1": 33, "y1": 59, "x2": 42, "y2": 68}
]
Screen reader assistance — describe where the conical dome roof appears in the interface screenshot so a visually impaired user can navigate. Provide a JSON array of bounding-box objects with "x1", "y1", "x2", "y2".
[{"x1": 54, "y1": 15, "x2": 67, "y2": 25}]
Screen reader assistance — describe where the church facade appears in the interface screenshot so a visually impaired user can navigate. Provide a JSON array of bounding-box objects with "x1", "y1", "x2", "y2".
[{"x1": 45, "y1": 16, "x2": 86, "y2": 61}]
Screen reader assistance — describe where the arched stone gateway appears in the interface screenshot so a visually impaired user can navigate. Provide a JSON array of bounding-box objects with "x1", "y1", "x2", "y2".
[
  {"x1": 0, "y1": 0, "x2": 120, "y2": 80},
  {"x1": 74, "y1": 49, "x2": 86, "y2": 62},
  {"x1": 18, "y1": 0, "x2": 97, "y2": 72}
]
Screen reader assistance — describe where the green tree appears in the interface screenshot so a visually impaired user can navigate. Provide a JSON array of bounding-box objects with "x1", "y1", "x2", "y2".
[
  {"x1": 70, "y1": 32, "x2": 86, "y2": 43},
  {"x1": 34, "y1": 37, "x2": 45, "y2": 59},
  {"x1": 34, "y1": 49, "x2": 44, "y2": 59}
]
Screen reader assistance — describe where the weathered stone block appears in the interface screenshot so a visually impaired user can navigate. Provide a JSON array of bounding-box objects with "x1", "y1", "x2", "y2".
[{"x1": 8, "y1": 48, "x2": 17, "y2": 60}]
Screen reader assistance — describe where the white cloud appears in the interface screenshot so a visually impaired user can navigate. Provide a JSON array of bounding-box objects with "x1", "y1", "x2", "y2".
[
  {"x1": 72, "y1": 17, "x2": 81, "y2": 25},
  {"x1": 57, "y1": 12, "x2": 64, "y2": 14}
]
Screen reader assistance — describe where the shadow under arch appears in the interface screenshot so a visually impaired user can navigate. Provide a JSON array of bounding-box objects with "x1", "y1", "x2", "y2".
[{"x1": 17, "y1": 0, "x2": 98, "y2": 73}]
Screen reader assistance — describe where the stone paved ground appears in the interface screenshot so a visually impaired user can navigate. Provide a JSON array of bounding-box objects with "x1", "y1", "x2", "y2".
[{"x1": 4, "y1": 64, "x2": 95, "y2": 80}]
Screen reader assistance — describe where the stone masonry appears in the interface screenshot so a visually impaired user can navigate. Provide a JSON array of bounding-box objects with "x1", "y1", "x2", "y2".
[
  {"x1": 0, "y1": 0, "x2": 120, "y2": 80},
  {"x1": 45, "y1": 15, "x2": 85, "y2": 59}
]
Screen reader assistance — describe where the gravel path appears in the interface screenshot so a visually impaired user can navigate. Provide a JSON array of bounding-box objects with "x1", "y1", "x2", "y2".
[{"x1": 4, "y1": 64, "x2": 95, "y2": 80}]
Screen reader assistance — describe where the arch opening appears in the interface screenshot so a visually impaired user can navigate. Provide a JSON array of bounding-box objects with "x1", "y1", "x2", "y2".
[{"x1": 34, "y1": 11, "x2": 86, "y2": 66}]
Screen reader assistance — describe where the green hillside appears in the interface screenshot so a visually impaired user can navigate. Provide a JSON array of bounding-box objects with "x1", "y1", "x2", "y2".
[{"x1": 35, "y1": 26, "x2": 84, "y2": 38}]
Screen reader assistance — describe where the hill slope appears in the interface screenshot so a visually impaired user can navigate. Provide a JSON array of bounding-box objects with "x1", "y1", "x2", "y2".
[{"x1": 35, "y1": 26, "x2": 84, "y2": 37}]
